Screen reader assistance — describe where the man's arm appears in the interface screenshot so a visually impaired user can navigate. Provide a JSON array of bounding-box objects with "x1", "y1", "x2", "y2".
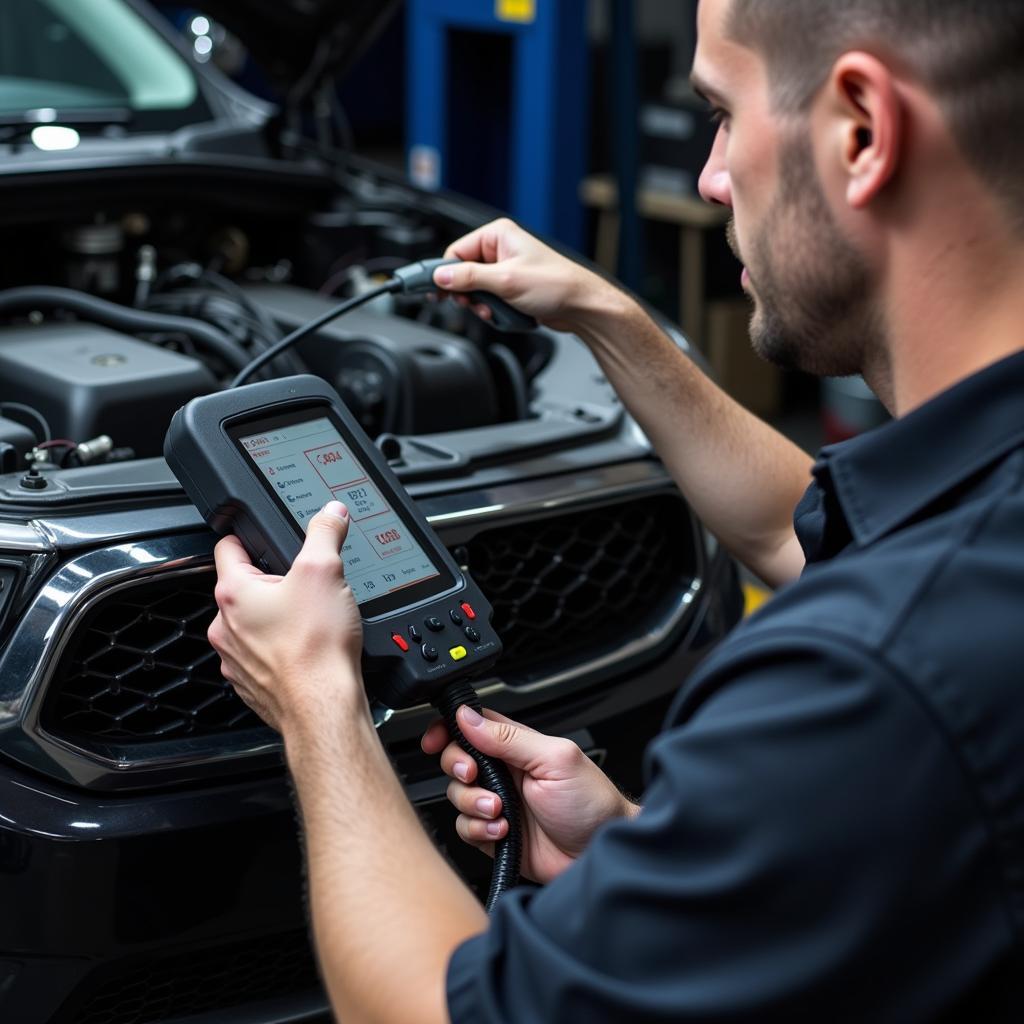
[
  {"x1": 436, "y1": 220, "x2": 813, "y2": 588},
  {"x1": 571, "y1": 287, "x2": 812, "y2": 587},
  {"x1": 286, "y1": 705, "x2": 486, "y2": 1024},
  {"x1": 208, "y1": 508, "x2": 486, "y2": 1024}
]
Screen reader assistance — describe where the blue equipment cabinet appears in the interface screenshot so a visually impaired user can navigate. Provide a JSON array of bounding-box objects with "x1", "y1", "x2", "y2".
[{"x1": 406, "y1": 0, "x2": 589, "y2": 250}]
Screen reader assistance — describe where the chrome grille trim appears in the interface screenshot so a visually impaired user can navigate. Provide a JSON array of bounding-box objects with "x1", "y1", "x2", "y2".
[{"x1": 0, "y1": 521, "x2": 51, "y2": 552}]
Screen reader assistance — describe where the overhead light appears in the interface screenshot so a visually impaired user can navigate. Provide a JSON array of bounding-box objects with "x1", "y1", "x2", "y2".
[
  {"x1": 190, "y1": 15, "x2": 211, "y2": 36},
  {"x1": 30, "y1": 126, "x2": 80, "y2": 151}
]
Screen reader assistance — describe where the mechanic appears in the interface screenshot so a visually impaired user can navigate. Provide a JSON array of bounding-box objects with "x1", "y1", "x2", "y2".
[{"x1": 207, "y1": 0, "x2": 1024, "y2": 1020}]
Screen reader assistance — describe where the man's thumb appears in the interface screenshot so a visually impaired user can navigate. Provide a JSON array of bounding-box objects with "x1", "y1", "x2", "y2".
[
  {"x1": 295, "y1": 501, "x2": 350, "y2": 569},
  {"x1": 434, "y1": 260, "x2": 503, "y2": 296},
  {"x1": 456, "y1": 706, "x2": 550, "y2": 771}
]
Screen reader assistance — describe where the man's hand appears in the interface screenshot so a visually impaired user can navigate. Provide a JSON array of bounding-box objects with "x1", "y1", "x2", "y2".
[
  {"x1": 423, "y1": 707, "x2": 640, "y2": 884},
  {"x1": 434, "y1": 217, "x2": 629, "y2": 334},
  {"x1": 433, "y1": 217, "x2": 812, "y2": 589},
  {"x1": 207, "y1": 500, "x2": 366, "y2": 736}
]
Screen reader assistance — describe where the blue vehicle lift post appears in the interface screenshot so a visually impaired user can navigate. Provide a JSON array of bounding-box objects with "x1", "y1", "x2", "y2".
[
  {"x1": 610, "y1": 0, "x2": 643, "y2": 291},
  {"x1": 406, "y1": 0, "x2": 589, "y2": 250}
]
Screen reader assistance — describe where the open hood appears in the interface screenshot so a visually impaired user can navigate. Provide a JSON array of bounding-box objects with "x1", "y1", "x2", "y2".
[{"x1": 194, "y1": 0, "x2": 402, "y2": 97}]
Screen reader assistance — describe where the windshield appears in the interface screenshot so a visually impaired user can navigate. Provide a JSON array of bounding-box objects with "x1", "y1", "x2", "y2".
[{"x1": 0, "y1": 0, "x2": 210, "y2": 130}]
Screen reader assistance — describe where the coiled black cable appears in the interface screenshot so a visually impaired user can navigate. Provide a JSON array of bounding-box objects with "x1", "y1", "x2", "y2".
[{"x1": 431, "y1": 678, "x2": 522, "y2": 913}]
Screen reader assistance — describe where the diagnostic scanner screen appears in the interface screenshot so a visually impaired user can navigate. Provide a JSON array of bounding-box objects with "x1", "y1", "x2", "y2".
[{"x1": 237, "y1": 416, "x2": 442, "y2": 606}]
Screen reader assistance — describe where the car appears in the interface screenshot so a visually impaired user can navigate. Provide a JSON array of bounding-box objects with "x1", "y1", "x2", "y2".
[{"x1": 0, "y1": 3, "x2": 744, "y2": 1022}]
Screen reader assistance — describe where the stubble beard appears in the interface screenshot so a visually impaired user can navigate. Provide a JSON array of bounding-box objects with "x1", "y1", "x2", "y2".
[{"x1": 729, "y1": 133, "x2": 883, "y2": 378}]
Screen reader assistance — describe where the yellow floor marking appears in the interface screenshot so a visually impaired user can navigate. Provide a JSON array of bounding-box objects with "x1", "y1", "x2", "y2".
[{"x1": 743, "y1": 582, "x2": 771, "y2": 616}]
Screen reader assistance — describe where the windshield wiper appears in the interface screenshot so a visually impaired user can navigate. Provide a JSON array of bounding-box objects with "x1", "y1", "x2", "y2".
[
  {"x1": 0, "y1": 106, "x2": 133, "y2": 142},
  {"x1": 0, "y1": 106, "x2": 133, "y2": 127}
]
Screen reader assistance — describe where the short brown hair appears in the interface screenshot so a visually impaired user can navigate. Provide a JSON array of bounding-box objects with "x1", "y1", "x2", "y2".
[{"x1": 727, "y1": 0, "x2": 1024, "y2": 228}]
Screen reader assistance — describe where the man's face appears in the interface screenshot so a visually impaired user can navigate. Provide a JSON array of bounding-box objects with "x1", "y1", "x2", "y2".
[{"x1": 694, "y1": 0, "x2": 880, "y2": 377}]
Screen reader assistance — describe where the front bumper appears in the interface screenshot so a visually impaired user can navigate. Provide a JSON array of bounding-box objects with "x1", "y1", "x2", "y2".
[
  {"x1": 0, "y1": 460, "x2": 742, "y2": 1023},
  {"x1": 0, "y1": 615, "x2": 733, "y2": 1024}
]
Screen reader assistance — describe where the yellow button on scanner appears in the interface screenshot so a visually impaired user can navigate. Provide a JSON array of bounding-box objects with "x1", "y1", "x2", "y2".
[{"x1": 449, "y1": 645, "x2": 468, "y2": 661}]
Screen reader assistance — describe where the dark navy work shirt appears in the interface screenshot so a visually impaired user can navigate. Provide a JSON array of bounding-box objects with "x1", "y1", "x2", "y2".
[{"x1": 447, "y1": 352, "x2": 1024, "y2": 1022}]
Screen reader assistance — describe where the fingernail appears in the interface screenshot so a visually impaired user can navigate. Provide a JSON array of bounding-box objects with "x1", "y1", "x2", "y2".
[
  {"x1": 460, "y1": 705, "x2": 484, "y2": 727},
  {"x1": 486, "y1": 821, "x2": 502, "y2": 837},
  {"x1": 476, "y1": 797, "x2": 496, "y2": 816},
  {"x1": 324, "y1": 501, "x2": 348, "y2": 519},
  {"x1": 435, "y1": 267, "x2": 454, "y2": 286},
  {"x1": 453, "y1": 761, "x2": 470, "y2": 781}
]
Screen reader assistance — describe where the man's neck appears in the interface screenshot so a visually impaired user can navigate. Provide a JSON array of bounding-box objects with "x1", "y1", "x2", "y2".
[{"x1": 870, "y1": 204, "x2": 1024, "y2": 418}]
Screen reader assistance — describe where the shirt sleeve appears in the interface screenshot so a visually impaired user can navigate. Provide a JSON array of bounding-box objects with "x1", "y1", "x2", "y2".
[{"x1": 446, "y1": 631, "x2": 1009, "y2": 1023}]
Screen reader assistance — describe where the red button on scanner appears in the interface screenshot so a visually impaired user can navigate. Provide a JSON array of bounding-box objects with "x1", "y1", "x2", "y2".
[
  {"x1": 391, "y1": 633, "x2": 410, "y2": 652},
  {"x1": 460, "y1": 602, "x2": 477, "y2": 620}
]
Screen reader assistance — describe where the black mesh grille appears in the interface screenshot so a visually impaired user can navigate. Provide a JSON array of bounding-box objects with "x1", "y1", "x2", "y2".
[
  {"x1": 44, "y1": 577, "x2": 261, "y2": 742},
  {"x1": 462, "y1": 494, "x2": 694, "y2": 679},
  {"x1": 61, "y1": 929, "x2": 320, "y2": 1024},
  {"x1": 43, "y1": 494, "x2": 695, "y2": 745}
]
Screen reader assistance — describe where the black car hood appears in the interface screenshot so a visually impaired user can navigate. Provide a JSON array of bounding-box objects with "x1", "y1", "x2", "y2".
[{"x1": 194, "y1": 0, "x2": 402, "y2": 96}]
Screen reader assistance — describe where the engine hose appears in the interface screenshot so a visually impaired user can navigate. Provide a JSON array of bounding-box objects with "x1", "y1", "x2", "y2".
[
  {"x1": 155, "y1": 265, "x2": 307, "y2": 377},
  {"x1": 0, "y1": 287, "x2": 250, "y2": 372},
  {"x1": 431, "y1": 678, "x2": 522, "y2": 913},
  {"x1": 487, "y1": 342, "x2": 530, "y2": 421}
]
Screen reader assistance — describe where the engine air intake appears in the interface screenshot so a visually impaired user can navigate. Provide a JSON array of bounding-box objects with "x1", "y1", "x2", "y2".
[{"x1": 57, "y1": 929, "x2": 320, "y2": 1024}]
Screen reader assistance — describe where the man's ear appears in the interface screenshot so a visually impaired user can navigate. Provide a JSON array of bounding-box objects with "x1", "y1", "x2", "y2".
[{"x1": 825, "y1": 52, "x2": 903, "y2": 208}]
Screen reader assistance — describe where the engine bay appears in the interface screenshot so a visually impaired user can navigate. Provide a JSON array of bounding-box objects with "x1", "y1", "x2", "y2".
[{"x1": 0, "y1": 174, "x2": 579, "y2": 486}]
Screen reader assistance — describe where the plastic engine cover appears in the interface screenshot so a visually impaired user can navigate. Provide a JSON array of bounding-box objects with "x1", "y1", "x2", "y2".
[{"x1": 0, "y1": 323, "x2": 217, "y2": 458}]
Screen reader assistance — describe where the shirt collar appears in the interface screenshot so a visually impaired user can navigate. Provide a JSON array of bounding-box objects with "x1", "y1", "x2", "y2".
[{"x1": 814, "y1": 350, "x2": 1024, "y2": 547}]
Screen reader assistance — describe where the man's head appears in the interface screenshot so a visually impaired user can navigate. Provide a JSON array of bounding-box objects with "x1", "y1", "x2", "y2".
[
  {"x1": 693, "y1": 0, "x2": 1024, "y2": 386},
  {"x1": 728, "y1": 0, "x2": 1024, "y2": 229}
]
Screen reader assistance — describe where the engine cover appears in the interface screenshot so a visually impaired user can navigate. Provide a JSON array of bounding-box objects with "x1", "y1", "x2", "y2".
[
  {"x1": 314, "y1": 333, "x2": 500, "y2": 437},
  {"x1": 0, "y1": 323, "x2": 217, "y2": 458}
]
